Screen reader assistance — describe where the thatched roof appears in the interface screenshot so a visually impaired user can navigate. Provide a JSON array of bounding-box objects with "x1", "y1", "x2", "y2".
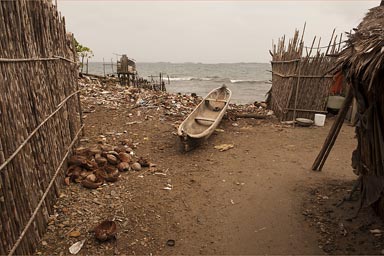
[{"x1": 335, "y1": 4, "x2": 384, "y2": 87}]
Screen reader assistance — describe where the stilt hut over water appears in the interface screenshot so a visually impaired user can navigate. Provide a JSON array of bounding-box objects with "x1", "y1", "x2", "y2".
[
  {"x1": 269, "y1": 27, "x2": 342, "y2": 121},
  {"x1": 329, "y1": 2, "x2": 384, "y2": 211},
  {"x1": 117, "y1": 54, "x2": 136, "y2": 86}
]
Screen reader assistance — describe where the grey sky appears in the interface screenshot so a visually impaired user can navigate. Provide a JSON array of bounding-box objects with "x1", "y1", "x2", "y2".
[{"x1": 58, "y1": 1, "x2": 378, "y2": 63}]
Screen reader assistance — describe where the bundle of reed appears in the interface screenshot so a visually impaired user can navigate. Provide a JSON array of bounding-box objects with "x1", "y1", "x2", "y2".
[
  {"x1": 0, "y1": 1, "x2": 81, "y2": 255},
  {"x1": 270, "y1": 25, "x2": 342, "y2": 121}
]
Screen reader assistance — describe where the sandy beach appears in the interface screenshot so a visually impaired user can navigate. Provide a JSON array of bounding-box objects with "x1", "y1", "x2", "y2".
[{"x1": 34, "y1": 77, "x2": 384, "y2": 255}]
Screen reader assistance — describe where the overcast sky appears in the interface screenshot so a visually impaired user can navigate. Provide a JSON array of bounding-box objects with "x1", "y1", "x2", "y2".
[{"x1": 58, "y1": 0, "x2": 378, "y2": 63}]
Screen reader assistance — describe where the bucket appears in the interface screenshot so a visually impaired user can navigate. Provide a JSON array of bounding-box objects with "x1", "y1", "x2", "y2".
[
  {"x1": 314, "y1": 114, "x2": 326, "y2": 127},
  {"x1": 327, "y1": 96, "x2": 345, "y2": 110}
]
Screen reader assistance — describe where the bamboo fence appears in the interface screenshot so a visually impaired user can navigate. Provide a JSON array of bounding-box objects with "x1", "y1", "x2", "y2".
[
  {"x1": 0, "y1": 1, "x2": 82, "y2": 255},
  {"x1": 270, "y1": 26, "x2": 342, "y2": 121}
]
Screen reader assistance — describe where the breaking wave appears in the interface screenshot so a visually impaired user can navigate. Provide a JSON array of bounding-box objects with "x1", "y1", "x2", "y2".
[
  {"x1": 165, "y1": 77, "x2": 267, "y2": 84},
  {"x1": 230, "y1": 79, "x2": 266, "y2": 84}
]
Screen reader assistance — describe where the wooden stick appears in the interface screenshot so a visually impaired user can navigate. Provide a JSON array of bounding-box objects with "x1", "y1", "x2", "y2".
[{"x1": 312, "y1": 89, "x2": 354, "y2": 171}]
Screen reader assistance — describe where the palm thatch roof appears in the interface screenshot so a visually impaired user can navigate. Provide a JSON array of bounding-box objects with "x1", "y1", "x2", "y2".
[
  {"x1": 332, "y1": 3, "x2": 384, "y2": 209},
  {"x1": 334, "y1": 5, "x2": 384, "y2": 87}
]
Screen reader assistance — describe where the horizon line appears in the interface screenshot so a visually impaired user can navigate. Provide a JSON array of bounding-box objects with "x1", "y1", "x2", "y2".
[{"x1": 88, "y1": 61, "x2": 271, "y2": 64}]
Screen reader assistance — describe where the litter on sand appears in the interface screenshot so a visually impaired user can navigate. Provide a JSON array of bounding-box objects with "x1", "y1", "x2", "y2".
[{"x1": 214, "y1": 144, "x2": 234, "y2": 152}]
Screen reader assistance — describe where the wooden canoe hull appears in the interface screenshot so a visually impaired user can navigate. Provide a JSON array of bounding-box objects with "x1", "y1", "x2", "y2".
[{"x1": 177, "y1": 85, "x2": 232, "y2": 151}]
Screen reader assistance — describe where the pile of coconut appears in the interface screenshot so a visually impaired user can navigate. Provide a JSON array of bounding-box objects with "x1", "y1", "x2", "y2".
[{"x1": 65, "y1": 144, "x2": 151, "y2": 189}]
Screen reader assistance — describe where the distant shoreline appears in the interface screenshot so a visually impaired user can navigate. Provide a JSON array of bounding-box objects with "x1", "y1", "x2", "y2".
[{"x1": 88, "y1": 61, "x2": 271, "y2": 65}]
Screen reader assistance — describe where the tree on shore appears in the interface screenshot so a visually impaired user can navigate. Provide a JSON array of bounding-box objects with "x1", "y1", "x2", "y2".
[{"x1": 74, "y1": 38, "x2": 93, "y2": 73}]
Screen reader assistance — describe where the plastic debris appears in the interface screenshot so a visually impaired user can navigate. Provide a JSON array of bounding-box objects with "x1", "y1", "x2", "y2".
[
  {"x1": 69, "y1": 239, "x2": 86, "y2": 255},
  {"x1": 214, "y1": 144, "x2": 234, "y2": 152}
]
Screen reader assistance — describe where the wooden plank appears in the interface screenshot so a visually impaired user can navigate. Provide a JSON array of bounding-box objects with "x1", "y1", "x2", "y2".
[
  {"x1": 205, "y1": 98, "x2": 227, "y2": 103},
  {"x1": 195, "y1": 117, "x2": 216, "y2": 122}
]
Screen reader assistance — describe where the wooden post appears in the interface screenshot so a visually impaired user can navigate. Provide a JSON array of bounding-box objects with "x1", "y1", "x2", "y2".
[
  {"x1": 103, "y1": 58, "x2": 106, "y2": 77},
  {"x1": 81, "y1": 55, "x2": 84, "y2": 73},
  {"x1": 159, "y1": 72, "x2": 162, "y2": 90},
  {"x1": 86, "y1": 57, "x2": 89, "y2": 74},
  {"x1": 351, "y1": 97, "x2": 358, "y2": 124},
  {"x1": 292, "y1": 59, "x2": 302, "y2": 126}
]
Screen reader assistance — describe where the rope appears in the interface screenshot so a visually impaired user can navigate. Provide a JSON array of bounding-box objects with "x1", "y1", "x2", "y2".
[
  {"x1": 0, "y1": 56, "x2": 76, "y2": 64},
  {"x1": 0, "y1": 89, "x2": 81, "y2": 173},
  {"x1": 7, "y1": 124, "x2": 84, "y2": 256}
]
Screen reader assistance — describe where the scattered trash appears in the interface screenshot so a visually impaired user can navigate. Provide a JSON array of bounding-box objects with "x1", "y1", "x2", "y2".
[
  {"x1": 163, "y1": 184, "x2": 173, "y2": 190},
  {"x1": 214, "y1": 144, "x2": 234, "y2": 152},
  {"x1": 69, "y1": 239, "x2": 86, "y2": 255},
  {"x1": 254, "y1": 227, "x2": 267, "y2": 233},
  {"x1": 68, "y1": 230, "x2": 81, "y2": 238},
  {"x1": 166, "y1": 239, "x2": 175, "y2": 247},
  {"x1": 370, "y1": 229, "x2": 382, "y2": 234},
  {"x1": 338, "y1": 222, "x2": 347, "y2": 236}
]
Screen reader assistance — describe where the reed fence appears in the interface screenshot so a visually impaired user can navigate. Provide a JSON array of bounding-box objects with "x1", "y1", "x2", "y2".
[
  {"x1": 270, "y1": 26, "x2": 342, "y2": 121},
  {"x1": 0, "y1": 1, "x2": 82, "y2": 255}
]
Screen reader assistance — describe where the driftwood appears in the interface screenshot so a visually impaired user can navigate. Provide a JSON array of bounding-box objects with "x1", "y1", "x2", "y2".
[{"x1": 0, "y1": 1, "x2": 81, "y2": 255}]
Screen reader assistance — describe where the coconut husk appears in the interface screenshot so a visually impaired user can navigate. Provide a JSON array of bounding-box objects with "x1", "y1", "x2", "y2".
[
  {"x1": 66, "y1": 166, "x2": 82, "y2": 181},
  {"x1": 138, "y1": 157, "x2": 150, "y2": 167},
  {"x1": 118, "y1": 152, "x2": 132, "y2": 163},
  {"x1": 93, "y1": 220, "x2": 117, "y2": 241},
  {"x1": 104, "y1": 166, "x2": 119, "y2": 182},
  {"x1": 74, "y1": 147, "x2": 91, "y2": 157},
  {"x1": 89, "y1": 147, "x2": 102, "y2": 156},
  {"x1": 113, "y1": 146, "x2": 127, "y2": 153},
  {"x1": 81, "y1": 177, "x2": 103, "y2": 189},
  {"x1": 131, "y1": 162, "x2": 142, "y2": 171},
  {"x1": 106, "y1": 154, "x2": 119, "y2": 165},
  {"x1": 117, "y1": 162, "x2": 131, "y2": 172},
  {"x1": 95, "y1": 155, "x2": 107, "y2": 166},
  {"x1": 68, "y1": 155, "x2": 87, "y2": 165}
]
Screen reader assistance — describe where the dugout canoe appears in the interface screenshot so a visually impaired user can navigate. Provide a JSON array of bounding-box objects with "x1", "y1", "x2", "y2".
[{"x1": 177, "y1": 85, "x2": 232, "y2": 151}]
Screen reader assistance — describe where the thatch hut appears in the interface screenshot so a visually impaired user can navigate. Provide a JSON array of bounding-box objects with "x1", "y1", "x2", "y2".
[{"x1": 326, "y1": 2, "x2": 384, "y2": 210}]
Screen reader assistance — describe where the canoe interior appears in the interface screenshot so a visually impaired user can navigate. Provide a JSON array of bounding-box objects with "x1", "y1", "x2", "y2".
[{"x1": 179, "y1": 86, "x2": 231, "y2": 138}]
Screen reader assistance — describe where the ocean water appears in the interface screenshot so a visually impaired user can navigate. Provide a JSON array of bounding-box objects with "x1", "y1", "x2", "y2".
[{"x1": 86, "y1": 62, "x2": 271, "y2": 104}]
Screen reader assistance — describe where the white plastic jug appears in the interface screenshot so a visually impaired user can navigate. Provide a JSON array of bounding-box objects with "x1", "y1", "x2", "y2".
[{"x1": 314, "y1": 114, "x2": 326, "y2": 126}]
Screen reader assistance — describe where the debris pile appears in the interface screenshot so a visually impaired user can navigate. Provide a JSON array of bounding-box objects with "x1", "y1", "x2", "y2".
[
  {"x1": 79, "y1": 75, "x2": 275, "y2": 122},
  {"x1": 79, "y1": 76, "x2": 202, "y2": 118},
  {"x1": 227, "y1": 102, "x2": 273, "y2": 120},
  {"x1": 66, "y1": 144, "x2": 153, "y2": 189}
]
